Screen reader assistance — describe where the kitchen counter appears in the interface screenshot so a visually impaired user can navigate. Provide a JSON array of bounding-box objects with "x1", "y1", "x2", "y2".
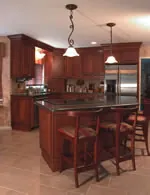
[
  {"x1": 11, "y1": 92, "x2": 61, "y2": 97},
  {"x1": 37, "y1": 95, "x2": 138, "y2": 171},
  {"x1": 36, "y1": 95, "x2": 138, "y2": 112}
]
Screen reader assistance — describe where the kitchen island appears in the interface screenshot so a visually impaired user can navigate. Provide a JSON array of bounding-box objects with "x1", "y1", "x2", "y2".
[{"x1": 36, "y1": 95, "x2": 138, "y2": 171}]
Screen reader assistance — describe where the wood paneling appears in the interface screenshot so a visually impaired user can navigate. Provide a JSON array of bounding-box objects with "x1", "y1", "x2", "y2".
[{"x1": 39, "y1": 108, "x2": 75, "y2": 171}]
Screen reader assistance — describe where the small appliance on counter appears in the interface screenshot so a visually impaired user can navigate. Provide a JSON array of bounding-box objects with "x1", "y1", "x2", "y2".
[{"x1": 25, "y1": 84, "x2": 48, "y2": 95}]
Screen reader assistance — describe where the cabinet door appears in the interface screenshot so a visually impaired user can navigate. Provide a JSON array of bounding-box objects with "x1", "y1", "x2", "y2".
[
  {"x1": 65, "y1": 57, "x2": 73, "y2": 78},
  {"x1": 22, "y1": 41, "x2": 35, "y2": 77},
  {"x1": 10, "y1": 39, "x2": 35, "y2": 78},
  {"x1": 11, "y1": 96, "x2": 32, "y2": 131},
  {"x1": 44, "y1": 52, "x2": 52, "y2": 84},
  {"x1": 92, "y1": 52, "x2": 104, "y2": 75},
  {"x1": 52, "y1": 52, "x2": 65, "y2": 78},
  {"x1": 121, "y1": 49, "x2": 139, "y2": 64},
  {"x1": 10, "y1": 40, "x2": 22, "y2": 78},
  {"x1": 82, "y1": 53, "x2": 93, "y2": 75},
  {"x1": 72, "y1": 56, "x2": 81, "y2": 78}
]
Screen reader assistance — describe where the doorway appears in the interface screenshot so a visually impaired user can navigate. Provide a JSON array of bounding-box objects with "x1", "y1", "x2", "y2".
[{"x1": 139, "y1": 58, "x2": 150, "y2": 110}]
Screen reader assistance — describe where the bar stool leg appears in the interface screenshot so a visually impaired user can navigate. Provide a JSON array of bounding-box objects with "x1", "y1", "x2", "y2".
[
  {"x1": 116, "y1": 134, "x2": 120, "y2": 176},
  {"x1": 60, "y1": 136, "x2": 64, "y2": 173},
  {"x1": 94, "y1": 138, "x2": 99, "y2": 181},
  {"x1": 131, "y1": 133, "x2": 136, "y2": 171},
  {"x1": 74, "y1": 142, "x2": 79, "y2": 188},
  {"x1": 143, "y1": 122, "x2": 150, "y2": 156}
]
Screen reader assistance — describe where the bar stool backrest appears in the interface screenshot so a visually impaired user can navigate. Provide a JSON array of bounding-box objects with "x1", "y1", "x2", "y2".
[{"x1": 67, "y1": 109, "x2": 103, "y2": 140}]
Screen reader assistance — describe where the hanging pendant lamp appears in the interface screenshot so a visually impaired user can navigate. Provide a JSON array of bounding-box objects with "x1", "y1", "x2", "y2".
[
  {"x1": 105, "y1": 23, "x2": 118, "y2": 64},
  {"x1": 63, "y1": 4, "x2": 79, "y2": 57}
]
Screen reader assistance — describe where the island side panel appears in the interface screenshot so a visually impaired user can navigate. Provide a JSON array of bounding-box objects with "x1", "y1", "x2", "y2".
[{"x1": 39, "y1": 107, "x2": 76, "y2": 171}]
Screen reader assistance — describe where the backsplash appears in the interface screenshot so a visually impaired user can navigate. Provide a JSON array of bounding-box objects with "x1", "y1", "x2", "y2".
[{"x1": 66, "y1": 78, "x2": 104, "y2": 93}]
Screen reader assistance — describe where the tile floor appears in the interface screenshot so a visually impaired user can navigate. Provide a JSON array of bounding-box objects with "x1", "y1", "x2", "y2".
[{"x1": 0, "y1": 129, "x2": 150, "y2": 195}]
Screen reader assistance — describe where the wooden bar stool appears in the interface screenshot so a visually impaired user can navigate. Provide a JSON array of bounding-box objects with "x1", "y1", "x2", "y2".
[
  {"x1": 127, "y1": 100, "x2": 150, "y2": 155},
  {"x1": 100, "y1": 106, "x2": 138, "y2": 175},
  {"x1": 58, "y1": 108, "x2": 103, "y2": 188}
]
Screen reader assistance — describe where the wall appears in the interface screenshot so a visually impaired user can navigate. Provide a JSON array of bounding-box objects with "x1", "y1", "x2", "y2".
[{"x1": 0, "y1": 37, "x2": 11, "y2": 129}]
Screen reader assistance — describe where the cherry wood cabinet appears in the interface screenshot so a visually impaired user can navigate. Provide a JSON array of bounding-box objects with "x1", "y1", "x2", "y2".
[
  {"x1": 102, "y1": 42, "x2": 142, "y2": 64},
  {"x1": 8, "y1": 35, "x2": 35, "y2": 78},
  {"x1": 11, "y1": 94, "x2": 61, "y2": 131},
  {"x1": 65, "y1": 56, "x2": 81, "y2": 78},
  {"x1": 51, "y1": 49, "x2": 65, "y2": 78},
  {"x1": 81, "y1": 51, "x2": 104, "y2": 76},
  {"x1": 11, "y1": 95, "x2": 34, "y2": 131},
  {"x1": 44, "y1": 51, "x2": 52, "y2": 84}
]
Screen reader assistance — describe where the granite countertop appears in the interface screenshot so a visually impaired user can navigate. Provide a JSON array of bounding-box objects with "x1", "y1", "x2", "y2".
[
  {"x1": 35, "y1": 95, "x2": 138, "y2": 112},
  {"x1": 11, "y1": 92, "x2": 61, "y2": 97}
]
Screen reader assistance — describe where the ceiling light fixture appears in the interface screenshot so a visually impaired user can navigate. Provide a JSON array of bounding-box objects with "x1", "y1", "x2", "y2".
[
  {"x1": 105, "y1": 23, "x2": 118, "y2": 64},
  {"x1": 63, "y1": 4, "x2": 79, "y2": 57},
  {"x1": 91, "y1": 41, "x2": 97, "y2": 45}
]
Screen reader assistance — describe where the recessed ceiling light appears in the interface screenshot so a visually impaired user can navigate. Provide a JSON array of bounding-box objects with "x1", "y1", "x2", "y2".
[{"x1": 91, "y1": 41, "x2": 97, "y2": 45}]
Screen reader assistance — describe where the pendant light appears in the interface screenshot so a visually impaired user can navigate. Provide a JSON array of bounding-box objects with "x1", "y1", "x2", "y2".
[
  {"x1": 63, "y1": 4, "x2": 79, "y2": 57},
  {"x1": 105, "y1": 23, "x2": 118, "y2": 64}
]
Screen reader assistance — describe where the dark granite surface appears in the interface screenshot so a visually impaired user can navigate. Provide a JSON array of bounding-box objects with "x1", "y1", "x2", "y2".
[
  {"x1": 11, "y1": 92, "x2": 61, "y2": 97},
  {"x1": 35, "y1": 95, "x2": 138, "y2": 112}
]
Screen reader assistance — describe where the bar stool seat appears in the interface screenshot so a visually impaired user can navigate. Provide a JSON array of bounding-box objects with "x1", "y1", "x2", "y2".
[
  {"x1": 128, "y1": 114, "x2": 146, "y2": 123},
  {"x1": 58, "y1": 126, "x2": 96, "y2": 139},
  {"x1": 100, "y1": 121, "x2": 133, "y2": 133}
]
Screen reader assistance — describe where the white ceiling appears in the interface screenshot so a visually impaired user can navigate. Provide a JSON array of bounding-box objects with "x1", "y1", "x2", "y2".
[{"x1": 0, "y1": 0, "x2": 150, "y2": 48}]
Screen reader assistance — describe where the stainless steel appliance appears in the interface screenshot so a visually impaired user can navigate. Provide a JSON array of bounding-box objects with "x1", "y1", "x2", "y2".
[
  {"x1": 33, "y1": 95, "x2": 49, "y2": 128},
  {"x1": 104, "y1": 64, "x2": 137, "y2": 96}
]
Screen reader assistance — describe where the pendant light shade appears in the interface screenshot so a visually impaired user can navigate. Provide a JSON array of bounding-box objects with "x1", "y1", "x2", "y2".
[
  {"x1": 63, "y1": 4, "x2": 79, "y2": 57},
  {"x1": 63, "y1": 46, "x2": 79, "y2": 57},
  {"x1": 105, "y1": 23, "x2": 118, "y2": 64},
  {"x1": 105, "y1": 56, "x2": 118, "y2": 64}
]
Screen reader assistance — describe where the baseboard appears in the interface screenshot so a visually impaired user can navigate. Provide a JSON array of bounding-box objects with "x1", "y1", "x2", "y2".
[{"x1": 0, "y1": 126, "x2": 12, "y2": 130}]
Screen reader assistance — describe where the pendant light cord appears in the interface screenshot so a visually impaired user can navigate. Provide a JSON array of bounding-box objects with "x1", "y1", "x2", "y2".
[
  {"x1": 68, "y1": 10, "x2": 74, "y2": 47},
  {"x1": 110, "y1": 26, "x2": 112, "y2": 55}
]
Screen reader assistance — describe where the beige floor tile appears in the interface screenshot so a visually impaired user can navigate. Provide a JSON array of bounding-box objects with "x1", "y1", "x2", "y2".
[
  {"x1": 0, "y1": 151, "x2": 22, "y2": 166},
  {"x1": 67, "y1": 191, "x2": 84, "y2": 195},
  {"x1": 27, "y1": 183, "x2": 67, "y2": 195},
  {"x1": 109, "y1": 173, "x2": 150, "y2": 194},
  {"x1": 0, "y1": 166, "x2": 39, "y2": 193},
  {"x1": 0, "y1": 129, "x2": 150, "y2": 195},
  {"x1": 86, "y1": 185, "x2": 127, "y2": 195},
  {"x1": 11, "y1": 155, "x2": 52, "y2": 175},
  {"x1": 0, "y1": 186, "x2": 25, "y2": 195}
]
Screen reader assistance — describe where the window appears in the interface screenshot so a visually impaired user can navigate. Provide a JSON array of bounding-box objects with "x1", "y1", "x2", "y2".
[{"x1": 27, "y1": 64, "x2": 44, "y2": 85}]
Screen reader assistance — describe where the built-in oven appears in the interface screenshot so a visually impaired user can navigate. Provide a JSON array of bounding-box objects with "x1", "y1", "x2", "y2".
[{"x1": 33, "y1": 95, "x2": 49, "y2": 128}]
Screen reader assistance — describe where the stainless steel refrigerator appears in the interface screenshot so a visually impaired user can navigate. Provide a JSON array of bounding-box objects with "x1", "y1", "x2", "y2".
[{"x1": 104, "y1": 64, "x2": 137, "y2": 96}]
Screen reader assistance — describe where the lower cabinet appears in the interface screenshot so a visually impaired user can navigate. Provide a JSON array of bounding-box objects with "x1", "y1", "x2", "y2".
[
  {"x1": 11, "y1": 94, "x2": 62, "y2": 131},
  {"x1": 11, "y1": 95, "x2": 34, "y2": 131}
]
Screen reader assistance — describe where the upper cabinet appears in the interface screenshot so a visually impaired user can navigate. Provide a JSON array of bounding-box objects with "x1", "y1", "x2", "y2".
[
  {"x1": 65, "y1": 56, "x2": 81, "y2": 78},
  {"x1": 81, "y1": 48, "x2": 104, "y2": 77},
  {"x1": 8, "y1": 35, "x2": 35, "y2": 78},
  {"x1": 103, "y1": 42, "x2": 142, "y2": 64},
  {"x1": 51, "y1": 49, "x2": 65, "y2": 78},
  {"x1": 8, "y1": 34, "x2": 54, "y2": 79}
]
